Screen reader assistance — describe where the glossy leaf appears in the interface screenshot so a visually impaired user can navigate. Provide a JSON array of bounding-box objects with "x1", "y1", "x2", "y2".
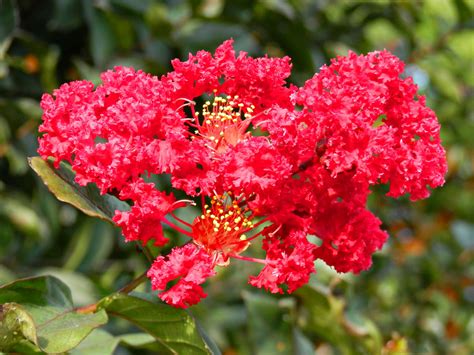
[
  {"x1": 99, "y1": 293, "x2": 214, "y2": 354},
  {"x1": 69, "y1": 329, "x2": 119, "y2": 355},
  {"x1": 28, "y1": 156, "x2": 129, "y2": 223},
  {"x1": 0, "y1": 276, "x2": 108, "y2": 353}
]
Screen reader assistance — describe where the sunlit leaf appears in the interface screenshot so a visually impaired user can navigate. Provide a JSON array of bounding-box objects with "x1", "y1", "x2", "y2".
[
  {"x1": 0, "y1": 276, "x2": 108, "y2": 353},
  {"x1": 70, "y1": 329, "x2": 119, "y2": 355},
  {"x1": 28, "y1": 156, "x2": 129, "y2": 223},
  {"x1": 99, "y1": 293, "x2": 215, "y2": 354}
]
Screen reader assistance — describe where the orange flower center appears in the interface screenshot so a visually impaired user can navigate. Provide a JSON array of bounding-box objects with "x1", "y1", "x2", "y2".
[
  {"x1": 191, "y1": 193, "x2": 253, "y2": 265},
  {"x1": 192, "y1": 94, "x2": 254, "y2": 153}
]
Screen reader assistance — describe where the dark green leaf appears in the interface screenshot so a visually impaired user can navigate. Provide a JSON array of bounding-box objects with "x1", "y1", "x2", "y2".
[
  {"x1": 100, "y1": 293, "x2": 214, "y2": 354},
  {"x1": 28, "y1": 156, "x2": 129, "y2": 223}
]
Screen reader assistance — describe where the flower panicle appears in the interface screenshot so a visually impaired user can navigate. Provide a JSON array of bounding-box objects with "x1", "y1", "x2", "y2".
[{"x1": 38, "y1": 39, "x2": 447, "y2": 308}]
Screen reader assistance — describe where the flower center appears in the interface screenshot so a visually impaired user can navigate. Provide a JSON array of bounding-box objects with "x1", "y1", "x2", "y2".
[
  {"x1": 191, "y1": 193, "x2": 253, "y2": 265},
  {"x1": 191, "y1": 94, "x2": 255, "y2": 153}
]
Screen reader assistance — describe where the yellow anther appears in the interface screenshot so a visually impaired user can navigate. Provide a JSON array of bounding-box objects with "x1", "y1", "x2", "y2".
[{"x1": 240, "y1": 234, "x2": 247, "y2": 240}]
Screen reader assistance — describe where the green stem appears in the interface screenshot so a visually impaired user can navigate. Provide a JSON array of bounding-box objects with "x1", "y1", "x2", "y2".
[
  {"x1": 134, "y1": 241, "x2": 155, "y2": 263},
  {"x1": 142, "y1": 245, "x2": 155, "y2": 263},
  {"x1": 119, "y1": 271, "x2": 149, "y2": 294}
]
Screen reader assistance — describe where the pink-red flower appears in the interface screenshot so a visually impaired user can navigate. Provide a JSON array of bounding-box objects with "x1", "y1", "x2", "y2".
[{"x1": 38, "y1": 40, "x2": 447, "y2": 308}]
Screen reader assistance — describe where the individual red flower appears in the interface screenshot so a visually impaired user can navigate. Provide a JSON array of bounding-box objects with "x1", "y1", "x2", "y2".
[
  {"x1": 37, "y1": 40, "x2": 447, "y2": 308},
  {"x1": 249, "y1": 226, "x2": 317, "y2": 294},
  {"x1": 147, "y1": 244, "x2": 216, "y2": 308}
]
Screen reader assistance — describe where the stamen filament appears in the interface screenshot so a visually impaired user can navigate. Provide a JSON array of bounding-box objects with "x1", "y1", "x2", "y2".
[
  {"x1": 170, "y1": 211, "x2": 193, "y2": 228},
  {"x1": 231, "y1": 254, "x2": 267, "y2": 265},
  {"x1": 162, "y1": 218, "x2": 193, "y2": 237}
]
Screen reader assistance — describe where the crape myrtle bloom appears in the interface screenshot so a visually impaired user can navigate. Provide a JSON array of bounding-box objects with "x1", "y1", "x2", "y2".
[
  {"x1": 37, "y1": 40, "x2": 447, "y2": 308},
  {"x1": 147, "y1": 192, "x2": 317, "y2": 307},
  {"x1": 261, "y1": 50, "x2": 447, "y2": 273}
]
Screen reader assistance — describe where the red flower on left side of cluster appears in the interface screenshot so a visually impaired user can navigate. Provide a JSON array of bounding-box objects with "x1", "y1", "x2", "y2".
[{"x1": 37, "y1": 40, "x2": 447, "y2": 308}]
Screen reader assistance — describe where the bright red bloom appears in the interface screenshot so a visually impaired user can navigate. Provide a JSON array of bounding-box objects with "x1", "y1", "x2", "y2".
[
  {"x1": 38, "y1": 40, "x2": 447, "y2": 308},
  {"x1": 249, "y1": 227, "x2": 317, "y2": 294},
  {"x1": 147, "y1": 244, "x2": 216, "y2": 308},
  {"x1": 113, "y1": 179, "x2": 179, "y2": 246}
]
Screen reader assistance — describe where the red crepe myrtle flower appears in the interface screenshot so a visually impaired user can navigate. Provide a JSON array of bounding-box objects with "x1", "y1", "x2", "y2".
[{"x1": 38, "y1": 40, "x2": 447, "y2": 308}]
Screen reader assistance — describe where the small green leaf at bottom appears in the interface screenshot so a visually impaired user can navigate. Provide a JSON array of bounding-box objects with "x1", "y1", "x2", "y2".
[{"x1": 100, "y1": 293, "x2": 217, "y2": 354}]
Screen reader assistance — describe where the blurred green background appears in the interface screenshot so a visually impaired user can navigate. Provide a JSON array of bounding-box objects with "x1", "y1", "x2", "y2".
[{"x1": 0, "y1": 0, "x2": 473, "y2": 354}]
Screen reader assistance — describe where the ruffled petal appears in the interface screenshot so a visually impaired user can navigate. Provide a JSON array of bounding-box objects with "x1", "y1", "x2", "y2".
[
  {"x1": 147, "y1": 244, "x2": 216, "y2": 308},
  {"x1": 249, "y1": 228, "x2": 316, "y2": 293}
]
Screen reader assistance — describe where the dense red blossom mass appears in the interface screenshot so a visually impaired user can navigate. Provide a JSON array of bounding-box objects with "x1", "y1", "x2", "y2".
[{"x1": 38, "y1": 40, "x2": 447, "y2": 308}]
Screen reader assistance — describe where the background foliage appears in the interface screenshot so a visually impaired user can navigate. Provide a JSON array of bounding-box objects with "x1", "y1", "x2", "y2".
[{"x1": 0, "y1": 0, "x2": 473, "y2": 354}]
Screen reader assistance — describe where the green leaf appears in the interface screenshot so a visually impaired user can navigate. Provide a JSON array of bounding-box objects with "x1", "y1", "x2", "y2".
[
  {"x1": 118, "y1": 332, "x2": 156, "y2": 347},
  {"x1": 28, "y1": 156, "x2": 129, "y2": 223},
  {"x1": 296, "y1": 284, "x2": 382, "y2": 355},
  {"x1": 0, "y1": 303, "x2": 37, "y2": 350},
  {"x1": 0, "y1": 275, "x2": 108, "y2": 353},
  {"x1": 34, "y1": 268, "x2": 100, "y2": 307},
  {"x1": 70, "y1": 329, "x2": 119, "y2": 355},
  {"x1": 99, "y1": 293, "x2": 215, "y2": 354},
  {"x1": 118, "y1": 332, "x2": 166, "y2": 352}
]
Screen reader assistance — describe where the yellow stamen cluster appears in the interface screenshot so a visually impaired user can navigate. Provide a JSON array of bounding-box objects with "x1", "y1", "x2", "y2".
[
  {"x1": 192, "y1": 192, "x2": 253, "y2": 264},
  {"x1": 200, "y1": 193, "x2": 253, "y2": 238},
  {"x1": 193, "y1": 93, "x2": 255, "y2": 148}
]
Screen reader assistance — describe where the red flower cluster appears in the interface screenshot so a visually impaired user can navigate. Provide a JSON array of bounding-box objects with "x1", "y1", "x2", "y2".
[{"x1": 38, "y1": 40, "x2": 447, "y2": 308}]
